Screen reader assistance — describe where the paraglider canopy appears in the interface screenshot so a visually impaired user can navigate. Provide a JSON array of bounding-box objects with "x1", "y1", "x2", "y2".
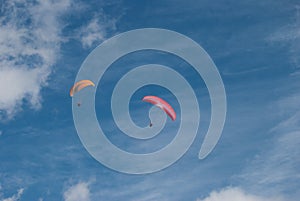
[
  {"x1": 70, "y1": 80, "x2": 95, "y2": 97},
  {"x1": 142, "y1": 95, "x2": 176, "y2": 121}
]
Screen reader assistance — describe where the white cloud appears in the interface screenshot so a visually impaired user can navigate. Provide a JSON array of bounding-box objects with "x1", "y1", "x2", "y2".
[
  {"x1": 241, "y1": 117, "x2": 300, "y2": 187},
  {"x1": 0, "y1": 66, "x2": 48, "y2": 119},
  {"x1": 196, "y1": 187, "x2": 283, "y2": 201},
  {"x1": 267, "y1": 5, "x2": 300, "y2": 73},
  {"x1": 268, "y1": 25, "x2": 300, "y2": 42},
  {"x1": 1, "y1": 188, "x2": 24, "y2": 201},
  {"x1": 79, "y1": 15, "x2": 116, "y2": 49},
  {"x1": 240, "y1": 89, "x2": 300, "y2": 198},
  {"x1": 0, "y1": 0, "x2": 71, "y2": 120},
  {"x1": 63, "y1": 182, "x2": 90, "y2": 201}
]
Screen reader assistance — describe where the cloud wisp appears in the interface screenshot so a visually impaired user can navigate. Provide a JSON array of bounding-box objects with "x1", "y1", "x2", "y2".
[
  {"x1": 63, "y1": 182, "x2": 91, "y2": 201},
  {"x1": 196, "y1": 187, "x2": 283, "y2": 201},
  {"x1": 79, "y1": 14, "x2": 117, "y2": 49},
  {"x1": 0, "y1": 187, "x2": 24, "y2": 201},
  {"x1": 0, "y1": 0, "x2": 71, "y2": 120},
  {"x1": 238, "y1": 84, "x2": 300, "y2": 199},
  {"x1": 267, "y1": 5, "x2": 300, "y2": 74}
]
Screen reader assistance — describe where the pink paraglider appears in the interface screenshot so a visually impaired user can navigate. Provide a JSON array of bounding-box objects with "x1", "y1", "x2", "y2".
[{"x1": 142, "y1": 95, "x2": 176, "y2": 121}]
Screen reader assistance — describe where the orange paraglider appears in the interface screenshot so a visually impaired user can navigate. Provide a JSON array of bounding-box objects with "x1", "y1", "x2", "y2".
[
  {"x1": 70, "y1": 80, "x2": 95, "y2": 97},
  {"x1": 70, "y1": 80, "x2": 95, "y2": 107}
]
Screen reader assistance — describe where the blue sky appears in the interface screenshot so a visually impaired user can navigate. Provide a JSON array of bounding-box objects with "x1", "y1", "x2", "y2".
[{"x1": 0, "y1": 0, "x2": 300, "y2": 200}]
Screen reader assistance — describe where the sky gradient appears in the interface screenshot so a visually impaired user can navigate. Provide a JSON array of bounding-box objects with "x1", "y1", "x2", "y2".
[{"x1": 0, "y1": 0, "x2": 299, "y2": 201}]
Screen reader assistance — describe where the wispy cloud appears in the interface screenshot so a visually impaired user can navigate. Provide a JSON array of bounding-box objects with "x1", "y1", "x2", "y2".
[
  {"x1": 239, "y1": 89, "x2": 300, "y2": 198},
  {"x1": 0, "y1": 67, "x2": 48, "y2": 119},
  {"x1": 63, "y1": 182, "x2": 90, "y2": 201},
  {"x1": 0, "y1": 0, "x2": 71, "y2": 120},
  {"x1": 79, "y1": 14, "x2": 117, "y2": 49},
  {"x1": 240, "y1": 118, "x2": 300, "y2": 193},
  {"x1": 196, "y1": 187, "x2": 284, "y2": 201},
  {"x1": 267, "y1": 5, "x2": 300, "y2": 74},
  {"x1": 0, "y1": 187, "x2": 24, "y2": 201}
]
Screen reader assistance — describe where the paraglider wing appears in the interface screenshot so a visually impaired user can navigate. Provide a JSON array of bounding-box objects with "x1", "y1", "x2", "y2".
[
  {"x1": 70, "y1": 80, "x2": 95, "y2": 97},
  {"x1": 142, "y1": 95, "x2": 176, "y2": 121}
]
